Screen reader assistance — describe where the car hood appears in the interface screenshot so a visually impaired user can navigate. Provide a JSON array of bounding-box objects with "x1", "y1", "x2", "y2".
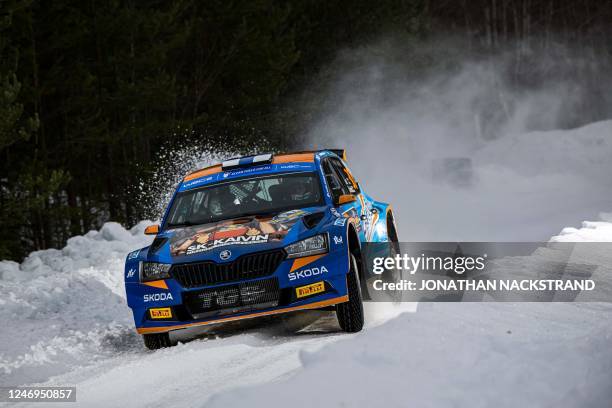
[{"x1": 160, "y1": 207, "x2": 324, "y2": 261}]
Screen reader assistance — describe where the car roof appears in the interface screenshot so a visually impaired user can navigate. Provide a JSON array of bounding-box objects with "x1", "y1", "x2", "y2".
[{"x1": 184, "y1": 151, "x2": 326, "y2": 182}]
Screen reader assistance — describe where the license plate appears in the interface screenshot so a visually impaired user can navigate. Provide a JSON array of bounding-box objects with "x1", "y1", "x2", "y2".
[
  {"x1": 296, "y1": 281, "x2": 325, "y2": 298},
  {"x1": 149, "y1": 307, "x2": 172, "y2": 319}
]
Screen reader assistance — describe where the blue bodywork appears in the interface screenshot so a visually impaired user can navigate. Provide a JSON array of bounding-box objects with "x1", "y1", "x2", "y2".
[{"x1": 125, "y1": 150, "x2": 393, "y2": 335}]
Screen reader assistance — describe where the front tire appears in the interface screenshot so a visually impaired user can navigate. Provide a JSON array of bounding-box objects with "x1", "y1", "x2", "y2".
[
  {"x1": 143, "y1": 332, "x2": 173, "y2": 350},
  {"x1": 336, "y1": 253, "x2": 364, "y2": 332}
]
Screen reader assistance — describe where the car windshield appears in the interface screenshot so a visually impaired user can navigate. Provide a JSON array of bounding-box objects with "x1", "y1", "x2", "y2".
[{"x1": 166, "y1": 172, "x2": 324, "y2": 228}]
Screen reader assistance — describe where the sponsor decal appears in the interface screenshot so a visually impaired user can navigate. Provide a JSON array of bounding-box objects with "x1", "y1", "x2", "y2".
[
  {"x1": 127, "y1": 268, "x2": 137, "y2": 278},
  {"x1": 128, "y1": 250, "x2": 140, "y2": 260},
  {"x1": 186, "y1": 234, "x2": 268, "y2": 255},
  {"x1": 333, "y1": 236, "x2": 343, "y2": 245},
  {"x1": 296, "y1": 281, "x2": 325, "y2": 298},
  {"x1": 143, "y1": 293, "x2": 174, "y2": 303},
  {"x1": 182, "y1": 176, "x2": 213, "y2": 189},
  {"x1": 170, "y1": 210, "x2": 309, "y2": 257},
  {"x1": 219, "y1": 249, "x2": 231, "y2": 260},
  {"x1": 289, "y1": 265, "x2": 329, "y2": 281},
  {"x1": 331, "y1": 207, "x2": 360, "y2": 228},
  {"x1": 192, "y1": 281, "x2": 275, "y2": 311},
  {"x1": 149, "y1": 307, "x2": 173, "y2": 319},
  {"x1": 278, "y1": 163, "x2": 312, "y2": 170},
  {"x1": 224, "y1": 165, "x2": 272, "y2": 179},
  {"x1": 342, "y1": 207, "x2": 362, "y2": 232}
]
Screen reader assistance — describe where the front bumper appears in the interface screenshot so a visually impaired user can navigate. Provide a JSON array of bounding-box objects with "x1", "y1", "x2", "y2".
[{"x1": 126, "y1": 249, "x2": 350, "y2": 334}]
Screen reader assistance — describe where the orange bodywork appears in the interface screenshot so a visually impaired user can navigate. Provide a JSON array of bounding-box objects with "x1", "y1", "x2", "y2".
[
  {"x1": 142, "y1": 280, "x2": 169, "y2": 290},
  {"x1": 183, "y1": 164, "x2": 223, "y2": 181},
  {"x1": 289, "y1": 253, "x2": 326, "y2": 272},
  {"x1": 137, "y1": 295, "x2": 348, "y2": 334}
]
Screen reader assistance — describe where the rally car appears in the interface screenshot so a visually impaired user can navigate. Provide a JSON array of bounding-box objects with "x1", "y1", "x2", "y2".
[{"x1": 125, "y1": 149, "x2": 399, "y2": 349}]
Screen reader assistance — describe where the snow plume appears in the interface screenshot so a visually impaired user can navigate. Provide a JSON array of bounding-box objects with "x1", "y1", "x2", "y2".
[
  {"x1": 134, "y1": 143, "x2": 238, "y2": 221},
  {"x1": 132, "y1": 128, "x2": 275, "y2": 221},
  {"x1": 300, "y1": 36, "x2": 612, "y2": 241}
]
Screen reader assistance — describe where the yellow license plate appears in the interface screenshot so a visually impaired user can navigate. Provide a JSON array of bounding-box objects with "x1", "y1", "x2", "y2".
[
  {"x1": 149, "y1": 307, "x2": 172, "y2": 319},
  {"x1": 296, "y1": 281, "x2": 325, "y2": 298}
]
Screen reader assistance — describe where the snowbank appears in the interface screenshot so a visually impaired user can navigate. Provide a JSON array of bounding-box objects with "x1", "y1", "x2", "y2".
[
  {"x1": 207, "y1": 303, "x2": 612, "y2": 408},
  {"x1": 0, "y1": 222, "x2": 152, "y2": 385},
  {"x1": 551, "y1": 212, "x2": 612, "y2": 242}
]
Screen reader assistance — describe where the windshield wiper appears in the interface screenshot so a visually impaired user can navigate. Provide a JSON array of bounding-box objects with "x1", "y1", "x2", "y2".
[
  {"x1": 168, "y1": 210, "x2": 280, "y2": 229},
  {"x1": 237, "y1": 209, "x2": 279, "y2": 219},
  {"x1": 166, "y1": 221, "x2": 197, "y2": 228}
]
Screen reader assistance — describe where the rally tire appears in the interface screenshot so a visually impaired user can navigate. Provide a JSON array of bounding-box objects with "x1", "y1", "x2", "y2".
[
  {"x1": 336, "y1": 253, "x2": 364, "y2": 333},
  {"x1": 383, "y1": 212, "x2": 403, "y2": 302},
  {"x1": 143, "y1": 332, "x2": 173, "y2": 350}
]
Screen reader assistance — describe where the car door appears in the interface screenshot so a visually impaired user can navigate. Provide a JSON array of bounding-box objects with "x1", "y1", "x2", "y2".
[
  {"x1": 330, "y1": 157, "x2": 378, "y2": 242},
  {"x1": 322, "y1": 157, "x2": 367, "y2": 241}
]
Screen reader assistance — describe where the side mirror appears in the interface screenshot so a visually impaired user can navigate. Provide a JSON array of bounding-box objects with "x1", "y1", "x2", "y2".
[
  {"x1": 335, "y1": 194, "x2": 357, "y2": 206},
  {"x1": 144, "y1": 225, "x2": 160, "y2": 235}
]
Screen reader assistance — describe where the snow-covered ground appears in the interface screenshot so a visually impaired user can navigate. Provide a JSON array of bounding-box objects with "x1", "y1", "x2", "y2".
[
  {"x1": 0, "y1": 216, "x2": 610, "y2": 408},
  {"x1": 209, "y1": 303, "x2": 612, "y2": 408},
  {"x1": 1, "y1": 120, "x2": 612, "y2": 406}
]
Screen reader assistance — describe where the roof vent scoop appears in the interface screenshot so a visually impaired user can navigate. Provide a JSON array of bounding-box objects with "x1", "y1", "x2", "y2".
[
  {"x1": 149, "y1": 237, "x2": 168, "y2": 254},
  {"x1": 222, "y1": 153, "x2": 273, "y2": 171}
]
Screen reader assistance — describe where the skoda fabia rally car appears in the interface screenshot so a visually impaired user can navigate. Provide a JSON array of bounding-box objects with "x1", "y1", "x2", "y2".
[{"x1": 125, "y1": 149, "x2": 399, "y2": 349}]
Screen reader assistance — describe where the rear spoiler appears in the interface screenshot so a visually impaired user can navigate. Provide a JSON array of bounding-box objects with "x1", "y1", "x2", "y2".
[
  {"x1": 328, "y1": 149, "x2": 347, "y2": 161},
  {"x1": 273, "y1": 149, "x2": 347, "y2": 161}
]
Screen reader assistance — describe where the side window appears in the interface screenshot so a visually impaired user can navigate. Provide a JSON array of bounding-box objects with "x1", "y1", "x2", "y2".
[
  {"x1": 330, "y1": 158, "x2": 359, "y2": 194},
  {"x1": 322, "y1": 159, "x2": 347, "y2": 200}
]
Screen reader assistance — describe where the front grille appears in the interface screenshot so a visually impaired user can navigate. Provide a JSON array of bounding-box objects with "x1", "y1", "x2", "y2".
[
  {"x1": 183, "y1": 277, "x2": 280, "y2": 319},
  {"x1": 170, "y1": 249, "x2": 286, "y2": 288}
]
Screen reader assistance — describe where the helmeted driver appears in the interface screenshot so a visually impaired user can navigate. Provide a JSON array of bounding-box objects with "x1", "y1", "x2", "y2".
[
  {"x1": 290, "y1": 178, "x2": 315, "y2": 202},
  {"x1": 209, "y1": 186, "x2": 238, "y2": 216}
]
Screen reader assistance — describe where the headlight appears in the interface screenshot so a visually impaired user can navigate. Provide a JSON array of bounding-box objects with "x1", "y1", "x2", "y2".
[
  {"x1": 140, "y1": 262, "x2": 172, "y2": 282},
  {"x1": 285, "y1": 234, "x2": 328, "y2": 259}
]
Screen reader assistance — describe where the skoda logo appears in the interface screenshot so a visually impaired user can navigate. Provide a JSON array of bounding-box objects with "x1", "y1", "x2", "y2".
[{"x1": 219, "y1": 250, "x2": 231, "y2": 260}]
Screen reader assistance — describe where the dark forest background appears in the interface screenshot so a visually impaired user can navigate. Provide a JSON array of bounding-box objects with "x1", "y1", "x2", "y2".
[{"x1": 1, "y1": 0, "x2": 611, "y2": 261}]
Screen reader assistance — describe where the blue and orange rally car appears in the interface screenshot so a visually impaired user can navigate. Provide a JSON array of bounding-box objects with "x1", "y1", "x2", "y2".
[{"x1": 125, "y1": 149, "x2": 399, "y2": 349}]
